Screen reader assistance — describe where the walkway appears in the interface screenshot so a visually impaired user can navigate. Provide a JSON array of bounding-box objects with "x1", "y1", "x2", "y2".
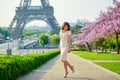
[{"x1": 18, "y1": 53, "x2": 120, "y2": 80}]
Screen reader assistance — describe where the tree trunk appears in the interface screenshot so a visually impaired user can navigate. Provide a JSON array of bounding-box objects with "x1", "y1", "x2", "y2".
[
  {"x1": 102, "y1": 46, "x2": 104, "y2": 53},
  {"x1": 95, "y1": 47, "x2": 98, "y2": 53},
  {"x1": 105, "y1": 46, "x2": 107, "y2": 53},
  {"x1": 86, "y1": 42, "x2": 92, "y2": 52},
  {"x1": 94, "y1": 42, "x2": 98, "y2": 52},
  {"x1": 110, "y1": 47, "x2": 111, "y2": 53},
  {"x1": 116, "y1": 32, "x2": 119, "y2": 54}
]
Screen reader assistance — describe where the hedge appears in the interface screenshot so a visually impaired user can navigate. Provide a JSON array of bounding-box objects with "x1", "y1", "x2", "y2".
[
  {"x1": 0, "y1": 50, "x2": 60, "y2": 80},
  {"x1": 71, "y1": 48, "x2": 87, "y2": 51}
]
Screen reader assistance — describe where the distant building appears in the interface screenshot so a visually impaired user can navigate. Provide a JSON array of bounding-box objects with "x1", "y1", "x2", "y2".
[
  {"x1": 77, "y1": 19, "x2": 81, "y2": 24},
  {"x1": 70, "y1": 19, "x2": 85, "y2": 27}
]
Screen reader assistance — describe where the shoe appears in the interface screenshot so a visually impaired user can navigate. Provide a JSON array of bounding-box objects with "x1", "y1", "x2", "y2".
[
  {"x1": 71, "y1": 66, "x2": 75, "y2": 73},
  {"x1": 64, "y1": 72, "x2": 68, "y2": 78}
]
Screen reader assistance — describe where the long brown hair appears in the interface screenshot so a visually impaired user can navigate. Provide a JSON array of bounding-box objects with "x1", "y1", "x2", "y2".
[{"x1": 61, "y1": 22, "x2": 71, "y2": 31}]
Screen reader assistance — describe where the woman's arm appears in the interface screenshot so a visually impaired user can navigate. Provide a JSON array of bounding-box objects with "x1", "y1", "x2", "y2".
[{"x1": 67, "y1": 34, "x2": 71, "y2": 53}]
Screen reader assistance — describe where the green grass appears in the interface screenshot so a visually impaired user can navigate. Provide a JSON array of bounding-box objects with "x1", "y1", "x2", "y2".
[
  {"x1": 95, "y1": 62, "x2": 120, "y2": 74},
  {"x1": 72, "y1": 51, "x2": 120, "y2": 60},
  {"x1": 72, "y1": 51, "x2": 120, "y2": 74},
  {"x1": 0, "y1": 54, "x2": 5, "y2": 58}
]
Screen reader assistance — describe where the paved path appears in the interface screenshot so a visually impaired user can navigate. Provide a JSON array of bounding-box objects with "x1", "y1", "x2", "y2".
[{"x1": 18, "y1": 53, "x2": 120, "y2": 80}]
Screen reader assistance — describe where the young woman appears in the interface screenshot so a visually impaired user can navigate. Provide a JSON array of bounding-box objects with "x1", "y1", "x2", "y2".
[{"x1": 59, "y1": 22, "x2": 75, "y2": 78}]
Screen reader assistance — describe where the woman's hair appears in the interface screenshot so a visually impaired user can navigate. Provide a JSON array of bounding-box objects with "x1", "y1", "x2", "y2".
[{"x1": 61, "y1": 22, "x2": 71, "y2": 31}]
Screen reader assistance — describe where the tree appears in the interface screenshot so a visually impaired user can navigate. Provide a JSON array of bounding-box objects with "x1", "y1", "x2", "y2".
[
  {"x1": 71, "y1": 25, "x2": 83, "y2": 34},
  {"x1": 72, "y1": 0, "x2": 120, "y2": 54},
  {"x1": 71, "y1": 23, "x2": 94, "y2": 51},
  {"x1": 23, "y1": 30, "x2": 46, "y2": 38},
  {"x1": 38, "y1": 34, "x2": 49, "y2": 47},
  {"x1": 0, "y1": 27, "x2": 8, "y2": 39},
  {"x1": 51, "y1": 35, "x2": 60, "y2": 45},
  {"x1": 49, "y1": 29, "x2": 59, "y2": 35}
]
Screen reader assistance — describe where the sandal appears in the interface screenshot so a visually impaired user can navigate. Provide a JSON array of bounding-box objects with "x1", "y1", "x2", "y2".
[
  {"x1": 71, "y1": 66, "x2": 75, "y2": 73},
  {"x1": 64, "y1": 72, "x2": 68, "y2": 78}
]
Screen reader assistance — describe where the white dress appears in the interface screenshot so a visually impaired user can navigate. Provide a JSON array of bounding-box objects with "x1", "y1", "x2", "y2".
[{"x1": 59, "y1": 31, "x2": 71, "y2": 61}]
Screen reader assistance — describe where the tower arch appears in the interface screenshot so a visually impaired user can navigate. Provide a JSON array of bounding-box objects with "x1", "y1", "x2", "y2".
[{"x1": 8, "y1": 0, "x2": 59, "y2": 39}]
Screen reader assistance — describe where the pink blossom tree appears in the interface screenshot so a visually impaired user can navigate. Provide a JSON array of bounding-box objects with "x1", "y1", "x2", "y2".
[{"x1": 72, "y1": 0, "x2": 120, "y2": 54}]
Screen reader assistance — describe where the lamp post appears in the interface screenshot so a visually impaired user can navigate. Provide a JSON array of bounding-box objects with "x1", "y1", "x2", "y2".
[
  {"x1": 7, "y1": 36, "x2": 12, "y2": 55},
  {"x1": 18, "y1": 38, "x2": 24, "y2": 55}
]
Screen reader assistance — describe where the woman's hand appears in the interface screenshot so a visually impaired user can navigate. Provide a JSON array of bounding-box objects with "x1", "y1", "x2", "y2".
[
  {"x1": 67, "y1": 32, "x2": 71, "y2": 53},
  {"x1": 68, "y1": 48, "x2": 71, "y2": 53}
]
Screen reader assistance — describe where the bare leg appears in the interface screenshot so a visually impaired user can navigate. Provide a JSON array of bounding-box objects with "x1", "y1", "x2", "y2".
[
  {"x1": 64, "y1": 61, "x2": 75, "y2": 73},
  {"x1": 62, "y1": 60, "x2": 75, "y2": 78},
  {"x1": 62, "y1": 61, "x2": 68, "y2": 78},
  {"x1": 63, "y1": 61, "x2": 68, "y2": 75}
]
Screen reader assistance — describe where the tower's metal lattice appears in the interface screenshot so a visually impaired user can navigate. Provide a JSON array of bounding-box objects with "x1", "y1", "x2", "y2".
[{"x1": 8, "y1": 0, "x2": 59, "y2": 39}]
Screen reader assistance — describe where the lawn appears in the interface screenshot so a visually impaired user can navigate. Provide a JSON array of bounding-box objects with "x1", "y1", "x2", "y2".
[
  {"x1": 72, "y1": 51, "x2": 120, "y2": 60},
  {"x1": 95, "y1": 62, "x2": 120, "y2": 74},
  {"x1": 72, "y1": 51, "x2": 120, "y2": 74},
  {"x1": 0, "y1": 54, "x2": 5, "y2": 58}
]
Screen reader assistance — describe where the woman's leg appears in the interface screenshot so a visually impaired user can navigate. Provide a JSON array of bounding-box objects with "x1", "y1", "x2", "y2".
[
  {"x1": 62, "y1": 60, "x2": 68, "y2": 78},
  {"x1": 64, "y1": 61, "x2": 75, "y2": 73},
  {"x1": 63, "y1": 61, "x2": 68, "y2": 73},
  {"x1": 62, "y1": 60, "x2": 74, "y2": 78}
]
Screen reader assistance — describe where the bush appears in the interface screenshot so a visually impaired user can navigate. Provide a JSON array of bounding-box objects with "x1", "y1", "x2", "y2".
[{"x1": 0, "y1": 50, "x2": 59, "y2": 80}]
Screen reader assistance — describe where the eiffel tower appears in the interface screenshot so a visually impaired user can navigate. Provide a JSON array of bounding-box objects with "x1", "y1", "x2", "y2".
[{"x1": 8, "y1": 0, "x2": 60, "y2": 39}]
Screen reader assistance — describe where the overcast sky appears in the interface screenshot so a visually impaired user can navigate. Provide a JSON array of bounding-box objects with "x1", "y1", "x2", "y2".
[{"x1": 0, "y1": 0, "x2": 119, "y2": 27}]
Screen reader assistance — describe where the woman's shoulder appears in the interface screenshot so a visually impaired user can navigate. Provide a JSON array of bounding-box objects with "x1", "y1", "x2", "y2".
[
  {"x1": 67, "y1": 30, "x2": 71, "y2": 35},
  {"x1": 67, "y1": 30, "x2": 71, "y2": 32}
]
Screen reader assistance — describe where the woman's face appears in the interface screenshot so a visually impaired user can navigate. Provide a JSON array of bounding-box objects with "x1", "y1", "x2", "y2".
[{"x1": 63, "y1": 25, "x2": 69, "y2": 31}]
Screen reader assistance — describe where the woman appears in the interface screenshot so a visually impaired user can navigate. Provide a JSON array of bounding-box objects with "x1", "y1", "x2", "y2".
[{"x1": 59, "y1": 22, "x2": 75, "y2": 78}]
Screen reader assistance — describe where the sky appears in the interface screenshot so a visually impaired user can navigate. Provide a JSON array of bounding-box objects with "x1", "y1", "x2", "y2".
[{"x1": 0, "y1": 0, "x2": 120, "y2": 27}]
